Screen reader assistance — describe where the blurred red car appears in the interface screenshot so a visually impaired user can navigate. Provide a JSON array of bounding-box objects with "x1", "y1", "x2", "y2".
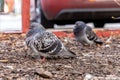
[{"x1": 35, "y1": 0, "x2": 120, "y2": 28}]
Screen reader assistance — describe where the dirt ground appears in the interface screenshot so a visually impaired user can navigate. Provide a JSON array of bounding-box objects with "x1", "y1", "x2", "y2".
[{"x1": 0, "y1": 32, "x2": 120, "y2": 80}]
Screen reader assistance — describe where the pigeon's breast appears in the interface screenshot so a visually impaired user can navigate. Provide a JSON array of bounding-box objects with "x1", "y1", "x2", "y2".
[
  {"x1": 34, "y1": 32, "x2": 62, "y2": 55},
  {"x1": 34, "y1": 32, "x2": 55, "y2": 49}
]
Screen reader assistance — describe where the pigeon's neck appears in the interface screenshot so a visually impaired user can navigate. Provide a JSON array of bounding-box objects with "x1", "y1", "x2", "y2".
[
  {"x1": 74, "y1": 27, "x2": 84, "y2": 36},
  {"x1": 27, "y1": 28, "x2": 45, "y2": 37},
  {"x1": 37, "y1": 28, "x2": 45, "y2": 32}
]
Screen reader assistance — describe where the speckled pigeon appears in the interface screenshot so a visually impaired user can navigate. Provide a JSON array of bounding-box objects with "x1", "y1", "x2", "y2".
[
  {"x1": 73, "y1": 21, "x2": 103, "y2": 46},
  {"x1": 25, "y1": 22, "x2": 76, "y2": 59}
]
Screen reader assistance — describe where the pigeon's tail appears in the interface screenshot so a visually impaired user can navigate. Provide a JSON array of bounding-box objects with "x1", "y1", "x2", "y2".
[
  {"x1": 90, "y1": 33, "x2": 103, "y2": 44},
  {"x1": 87, "y1": 33, "x2": 103, "y2": 45},
  {"x1": 94, "y1": 38, "x2": 103, "y2": 45},
  {"x1": 58, "y1": 46, "x2": 76, "y2": 58},
  {"x1": 85, "y1": 26, "x2": 103, "y2": 45}
]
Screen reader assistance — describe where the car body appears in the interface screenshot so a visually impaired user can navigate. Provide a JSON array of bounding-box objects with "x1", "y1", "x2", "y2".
[{"x1": 38, "y1": 0, "x2": 120, "y2": 28}]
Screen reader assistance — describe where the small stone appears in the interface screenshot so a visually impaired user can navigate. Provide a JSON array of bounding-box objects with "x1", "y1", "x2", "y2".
[
  {"x1": 54, "y1": 74, "x2": 58, "y2": 78},
  {"x1": 10, "y1": 50, "x2": 15, "y2": 53},
  {"x1": 64, "y1": 38, "x2": 68, "y2": 42},
  {"x1": 21, "y1": 34, "x2": 26, "y2": 37},
  {"x1": 105, "y1": 36, "x2": 112, "y2": 44},
  {"x1": 0, "y1": 50, "x2": 5, "y2": 53},
  {"x1": 84, "y1": 73, "x2": 94, "y2": 80},
  {"x1": 35, "y1": 68, "x2": 53, "y2": 78},
  {"x1": 0, "y1": 76, "x2": 9, "y2": 80},
  {"x1": 64, "y1": 65, "x2": 73, "y2": 69},
  {"x1": 105, "y1": 44, "x2": 110, "y2": 48},
  {"x1": 5, "y1": 65, "x2": 14, "y2": 69},
  {"x1": 55, "y1": 63, "x2": 62, "y2": 66},
  {"x1": 0, "y1": 78, "x2": 4, "y2": 80},
  {"x1": 117, "y1": 45, "x2": 120, "y2": 48},
  {"x1": 105, "y1": 75, "x2": 120, "y2": 80},
  {"x1": 17, "y1": 77, "x2": 26, "y2": 80},
  {"x1": 92, "y1": 77, "x2": 103, "y2": 80},
  {"x1": 105, "y1": 40, "x2": 112, "y2": 44},
  {"x1": 70, "y1": 70, "x2": 82, "y2": 75}
]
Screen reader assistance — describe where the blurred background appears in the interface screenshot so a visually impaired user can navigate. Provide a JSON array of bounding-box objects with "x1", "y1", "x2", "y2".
[
  {"x1": 0, "y1": 0, "x2": 120, "y2": 32},
  {"x1": 0, "y1": 0, "x2": 22, "y2": 32},
  {"x1": 31, "y1": 0, "x2": 120, "y2": 29}
]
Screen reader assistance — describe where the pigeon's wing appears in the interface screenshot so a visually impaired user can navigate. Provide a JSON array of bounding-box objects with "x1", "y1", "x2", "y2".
[
  {"x1": 25, "y1": 31, "x2": 57, "y2": 57},
  {"x1": 73, "y1": 26, "x2": 80, "y2": 36},
  {"x1": 33, "y1": 32, "x2": 60, "y2": 54},
  {"x1": 85, "y1": 26, "x2": 103, "y2": 44},
  {"x1": 36, "y1": 32, "x2": 76, "y2": 57},
  {"x1": 26, "y1": 31, "x2": 76, "y2": 58},
  {"x1": 85, "y1": 26, "x2": 96, "y2": 40}
]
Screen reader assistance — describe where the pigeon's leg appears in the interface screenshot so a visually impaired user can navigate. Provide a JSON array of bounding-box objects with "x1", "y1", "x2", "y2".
[
  {"x1": 29, "y1": 54, "x2": 41, "y2": 60},
  {"x1": 25, "y1": 48, "x2": 34, "y2": 58},
  {"x1": 89, "y1": 44, "x2": 92, "y2": 48},
  {"x1": 40, "y1": 57, "x2": 46, "y2": 63},
  {"x1": 28, "y1": 50, "x2": 46, "y2": 62},
  {"x1": 75, "y1": 41, "x2": 84, "y2": 50},
  {"x1": 25, "y1": 48, "x2": 42, "y2": 59},
  {"x1": 75, "y1": 40, "x2": 82, "y2": 46}
]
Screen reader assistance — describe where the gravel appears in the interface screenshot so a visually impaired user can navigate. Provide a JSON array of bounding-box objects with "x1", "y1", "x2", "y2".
[{"x1": 0, "y1": 33, "x2": 120, "y2": 80}]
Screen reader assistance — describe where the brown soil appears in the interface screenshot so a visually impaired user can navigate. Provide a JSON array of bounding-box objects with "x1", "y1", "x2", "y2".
[{"x1": 0, "y1": 33, "x2": 120, "y2": 80}]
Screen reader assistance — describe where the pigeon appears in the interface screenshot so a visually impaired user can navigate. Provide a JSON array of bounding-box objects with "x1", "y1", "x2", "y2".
[
  {"x1": 73, "y1": 21, "x2": 103, "y2": 46},
  {"x1": 25, "y1": 22, "x2": 76, "y2": 59}
]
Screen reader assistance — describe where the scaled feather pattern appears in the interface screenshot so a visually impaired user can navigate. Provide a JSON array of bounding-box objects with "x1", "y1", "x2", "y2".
[
  {"x1": 26, "y1": 22, "x2": 76, "y2": 58},
  {"x1": 73, "y1": 21, "x2": 103, "y2": 45}
]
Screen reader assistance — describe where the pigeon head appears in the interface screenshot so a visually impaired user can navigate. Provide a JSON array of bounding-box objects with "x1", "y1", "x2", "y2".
[
  {"x1": 30, "y1": 22, "x2": 45, "y2": 31},
  {"x1": 74, "y1": 21, "x2": 86, "y2": 31},
  {"x1": 26, "y1": 22, "x2": 46, "y2": 37}
]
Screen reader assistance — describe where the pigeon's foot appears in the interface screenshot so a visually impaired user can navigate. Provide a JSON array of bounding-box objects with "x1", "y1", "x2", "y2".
[
  {"x1": 40, "y1": 57, "x2": 46, "y2": 63},
  {"x1": 27, "y1": 54, "x2": 41, "y2": 60}
]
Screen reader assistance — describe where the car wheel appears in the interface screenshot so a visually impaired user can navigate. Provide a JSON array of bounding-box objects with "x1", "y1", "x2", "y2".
[
  {"x1": 35, "y1": 0, "x2": 54, "y2": 28},
  {"x1": 40, "y1": 10, "x2": 54, "y2": 28},
  {"x1": 94, "y1": 21, "x2": 104, "y2": 28}
]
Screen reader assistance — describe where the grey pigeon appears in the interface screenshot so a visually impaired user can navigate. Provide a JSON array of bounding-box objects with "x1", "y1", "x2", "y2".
[
  {"x1": 25, "y1": 22, "x2": 76, "y2": 59},
  {"x1": 73, "y1": 21, "x2": 103, "y2": 46}
]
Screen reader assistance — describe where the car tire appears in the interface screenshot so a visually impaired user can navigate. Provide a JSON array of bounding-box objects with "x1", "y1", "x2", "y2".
[
  {"x1": 94, "y1": 21, "x2": 104, "y2": 28},
  {"x1": 40, "y1": 10, "x2": 54, "y2": 28},
  {"x1": 35, "y1": 0, "x2": 54, "y2": 28}
]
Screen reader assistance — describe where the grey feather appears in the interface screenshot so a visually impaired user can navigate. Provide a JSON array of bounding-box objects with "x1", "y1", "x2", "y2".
[
  {"x1": 26, "y1": 22, "x2": 76, "y2": 58},
  {"x1": 73, "y1": 21, "x2": 103, "y2": 45}
]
